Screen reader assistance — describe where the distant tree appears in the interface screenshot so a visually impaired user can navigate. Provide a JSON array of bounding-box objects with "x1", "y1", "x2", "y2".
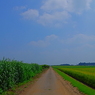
[{"x1": 42, "y1": 64, "x2": 50, "y2": 69}]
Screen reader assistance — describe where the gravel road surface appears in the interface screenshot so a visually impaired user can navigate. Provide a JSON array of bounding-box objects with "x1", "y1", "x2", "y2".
[{"x1": 19, "y1": 67, "x2": 83, "y2": 95}]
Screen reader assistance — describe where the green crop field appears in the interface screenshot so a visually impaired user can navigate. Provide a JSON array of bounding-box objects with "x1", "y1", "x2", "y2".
[
  {"x1": 53, "y1": 66, "x2": 95, "y2": 95},
  {"x1": 53, "y1": 66, "x2": 95, "y2": 89},
  {"x1": 0, "y1": 58, "x2": 47, "y2": 94}
]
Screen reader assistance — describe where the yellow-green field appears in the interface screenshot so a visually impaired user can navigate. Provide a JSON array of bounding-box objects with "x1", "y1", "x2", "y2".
[{"x1": 53, "y1": 66, "x2": 95, "y2": 89}]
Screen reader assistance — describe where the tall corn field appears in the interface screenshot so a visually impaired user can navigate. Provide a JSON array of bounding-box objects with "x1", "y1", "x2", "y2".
[{"x1": 0, "y1": 58, "x2": 42, "y2": 93}]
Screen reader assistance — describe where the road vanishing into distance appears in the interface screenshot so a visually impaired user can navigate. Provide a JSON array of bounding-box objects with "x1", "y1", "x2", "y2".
[{"x1": 20, "y1": 67, "x2": 83, "y2": 95}]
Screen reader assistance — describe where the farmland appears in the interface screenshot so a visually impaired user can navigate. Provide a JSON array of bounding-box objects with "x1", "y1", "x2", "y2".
[
  {"x1": 1, "y1": 59, "x2": 95, "y2": 95},
  {"x1": 53, "y1": 66, "x2": 95, "y2": 89},
  {"x1": 0, "y1": 58, "x2": 48, "y2": 94},
  {"x1": 0, "y1": 59, "x2": 84, "y2": 95}
]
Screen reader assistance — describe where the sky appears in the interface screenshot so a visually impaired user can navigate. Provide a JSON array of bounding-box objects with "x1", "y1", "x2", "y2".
[{"x1": 0, "y1": 0, "x2": 95, "y2": 65}]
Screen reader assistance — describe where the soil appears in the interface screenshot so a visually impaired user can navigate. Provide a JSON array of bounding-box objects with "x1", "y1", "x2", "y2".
[{"x1": 19, "y1": 67, "x2": 84, "y2": 95}]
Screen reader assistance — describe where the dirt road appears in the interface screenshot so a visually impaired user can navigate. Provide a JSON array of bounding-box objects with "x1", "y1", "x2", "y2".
[{"x1": 20, "y1": 67, "x2": 83, "y2": 95}]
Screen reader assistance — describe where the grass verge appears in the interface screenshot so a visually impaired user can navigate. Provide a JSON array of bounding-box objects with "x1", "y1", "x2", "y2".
[{"x1": 54, "y1": 68, "x2": 95, "y2": 95}]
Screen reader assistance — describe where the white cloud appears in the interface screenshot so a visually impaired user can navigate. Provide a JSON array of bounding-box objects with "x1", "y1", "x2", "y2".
[
  {"x1": 67, "y1": 34, "x2": 95, "y2": 43},
  {"x1": 60, "y1": 34, "x2": 95, "y2": 49},
  {"x1": 45, "y1": 34, "x2": 58, "y2": 41},
  {"x1": 71, "y1": 0, "x2": 92, "y2": 14},
  {"x1": 30, "y1": 34, "x2": 95, "y2": 48},
  {"x1": 38, "y1": 11, "x2": 71, "y2": 26},
  {"x1": 41, "y1": 0, "x2": 68, "y2": 11},
  {"x1": 21, "y1": 9, "x2": 39, "y2": 20},
  {"x1": 20, "y1": 0, "x2": 92, "y2": 26},
  {"x1": 41, "y1": 0, "x2": 92, "y2": 14},
  {"x1": 30, "y1": 34, "x2": 58, "y2": 47}
]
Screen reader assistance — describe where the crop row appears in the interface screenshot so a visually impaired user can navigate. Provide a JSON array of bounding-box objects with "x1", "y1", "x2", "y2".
[
  {"x1": 0, "y1": 58, "x2": 43, "y2": 93},
  {"x1": 56, "y1": 66, "x2": 95, "y2": 89}
]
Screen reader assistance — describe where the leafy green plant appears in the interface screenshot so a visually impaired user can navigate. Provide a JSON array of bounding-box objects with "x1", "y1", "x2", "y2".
[{"x1": 0, "y1": 58, "x2": 42, "y2": 94}]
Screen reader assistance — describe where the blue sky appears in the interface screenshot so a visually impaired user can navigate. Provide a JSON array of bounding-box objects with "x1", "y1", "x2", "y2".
[{"x1": 0, "y1": 0, "x2": 95, "y2": 65}]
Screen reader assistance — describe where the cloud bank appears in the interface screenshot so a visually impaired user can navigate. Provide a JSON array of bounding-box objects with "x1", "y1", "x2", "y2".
[
  {"x1": 21, "y1": 0, "x2": 92, "y2": 26},
  {"x1": 30, "y1": 34, "x2": 95, "y2": 48},
  {"x1": 30, "y1": 34, "x2": 58, "y2": 47},
  {"x1": 21, "y1": 9, "x2": 39, "y2": 20}
]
